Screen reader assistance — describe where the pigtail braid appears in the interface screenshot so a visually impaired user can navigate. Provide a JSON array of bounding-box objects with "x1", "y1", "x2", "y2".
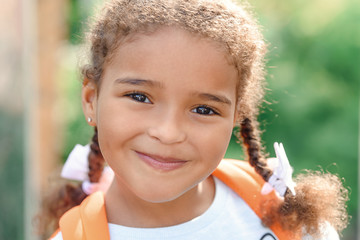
[
  {"x1": 88, "y1": 127, "x2": 105, "y2": 183},
  {"x1": 240, "y1": 117, "x2": 272, "y2": 181},
  {"x1": 36, "y1": 128, "x2": 106, "y2": 237},
  {"x1": 240, "y1": 118, "x2": 349, "y2": 237},
  {"x1": 277, "y1": 170, "x2": 349, "y2": 237}
]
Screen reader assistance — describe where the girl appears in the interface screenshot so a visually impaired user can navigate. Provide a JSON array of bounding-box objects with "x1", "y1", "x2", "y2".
[{"x1": 41, "y1": 0, "x2": 349, "y2": 239}]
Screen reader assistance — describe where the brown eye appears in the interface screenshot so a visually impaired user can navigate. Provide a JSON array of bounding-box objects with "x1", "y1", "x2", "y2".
[
  {"x1": 125, "y1": 92, "x2": 151, "y2": 103},
  {"x1": 192, "y1": 105, "x2": 218, "y2": 115}
]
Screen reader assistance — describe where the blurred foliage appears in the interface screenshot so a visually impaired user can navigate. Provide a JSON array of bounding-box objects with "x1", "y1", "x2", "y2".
[
  {"x1": 251, "y1": 0, "x2": 358, "y2": 238},
  {"x1": 57, "y1": 45, "x2": 93, "y2": 161},
  {"x1": 61, "y1": 0, "x2": 359, "y2": 239},
  {"x1": 67, "y1": 0, "x2": 102, "y2": 44},
  {"x1": 0, "y1": 111, "x2": 24, "y2": 239}
]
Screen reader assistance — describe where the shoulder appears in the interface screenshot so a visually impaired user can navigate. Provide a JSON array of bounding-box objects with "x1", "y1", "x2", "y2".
[
  {"x1": 213, "y1": 159, "x2": 273, "y2": 210},
  {"x1": 215, "y1": 160, "x2": 340, "y2": 240},
  {"x1": 212, "y1": 177, "x2": 280, "y2": 239},
  {"x1": 214, "y1": 159, "x2": 264, "y2": 182},
  {"x1": 214, "y1": 159, "x2": 299, "y2": 240}
]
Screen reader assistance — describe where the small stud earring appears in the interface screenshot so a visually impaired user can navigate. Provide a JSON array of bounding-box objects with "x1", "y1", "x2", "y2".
[{"x1": 87, "y1": 117, "x2": 92, "y2": 123}]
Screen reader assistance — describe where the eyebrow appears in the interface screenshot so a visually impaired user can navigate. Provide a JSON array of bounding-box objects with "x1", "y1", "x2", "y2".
[
  {"x1": 196, "y1": 92, "x2": 232, "y2": 106},
  {"x1": 114, "y1": 78, "x2": 163, "y2": 88},
  {"x1": 114, "y1": 78, "x2": 232, "y2": 105}
]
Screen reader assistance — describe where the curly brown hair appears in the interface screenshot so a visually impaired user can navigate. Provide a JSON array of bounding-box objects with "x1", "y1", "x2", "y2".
[{"x1": 39, "y1": 0, "x2": 349, "y2": 238}]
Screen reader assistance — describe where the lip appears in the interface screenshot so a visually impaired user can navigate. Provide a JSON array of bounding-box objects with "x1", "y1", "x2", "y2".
[{"x1": 136, "y1": 151, "x2": 188, "y2": 171}]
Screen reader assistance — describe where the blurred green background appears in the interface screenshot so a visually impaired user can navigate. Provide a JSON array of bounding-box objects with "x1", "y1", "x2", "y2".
[{"x1": 0, "y1": 0, "x2": 358, "y2": 239}]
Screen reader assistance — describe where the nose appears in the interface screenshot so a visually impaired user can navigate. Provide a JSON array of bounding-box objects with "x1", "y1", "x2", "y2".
[{"x1": 147, "y1": 110, "x2": 187, "y2": 144}]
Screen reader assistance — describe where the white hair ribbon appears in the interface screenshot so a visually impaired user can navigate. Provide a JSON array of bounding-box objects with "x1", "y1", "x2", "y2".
[
  {"x1": 261, "y1": 142, "x2": 296, "y2": 197},
  {"x1": 61, "y1": 144, "x2": 114, "y2": 194},
  {"x1": 61, "y1": 144, "x2": 91, "y2": 181}
]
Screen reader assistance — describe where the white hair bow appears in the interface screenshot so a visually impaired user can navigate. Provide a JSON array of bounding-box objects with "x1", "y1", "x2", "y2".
[
  {"x1": 261, "y1": 142, "x2": 296, "y2": 197},
  {"x1": 61, "y1": 144, "x2": 114, "y2": 195}
]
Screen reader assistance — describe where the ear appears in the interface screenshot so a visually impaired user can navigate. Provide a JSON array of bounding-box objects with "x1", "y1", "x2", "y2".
[{"x1": 82, "y1": 78, "x2": 98, "y2": 126}]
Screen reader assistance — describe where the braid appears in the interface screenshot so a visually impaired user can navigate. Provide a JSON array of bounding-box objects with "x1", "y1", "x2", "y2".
[
  {"x1": 239, "y1": 118, "x2": 349, "y2": 237},
  {"x1": 240, "y1": 117, "x2": 272, "y2": 181},
  {"x1": 36, "y1": 128, "x2": 106, "y2": 236},
  {"x1": 88, "y1": 127, "x2": 105, "y2": 183}
]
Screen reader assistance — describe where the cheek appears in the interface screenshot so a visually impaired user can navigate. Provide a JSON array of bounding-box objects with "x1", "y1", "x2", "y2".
[
  {"x1": 96, "y1": 97, "x2": 146, "y2": 135},
  {"x1": 95, "y1": 99, "x2": 143, "y2": 157},
  {"x1": 194, "y1": 120, "x2": 234, "y2": 162}
]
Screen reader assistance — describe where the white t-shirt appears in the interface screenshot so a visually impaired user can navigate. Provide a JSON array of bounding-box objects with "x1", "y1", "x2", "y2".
[{"x1": 52, "y1": 177, "x2": 339, "y2": 240}]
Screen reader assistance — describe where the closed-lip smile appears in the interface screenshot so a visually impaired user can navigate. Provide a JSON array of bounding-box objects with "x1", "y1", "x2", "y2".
[{"x1": 135, "y1": 151, "x2": 188, "y2": 171}]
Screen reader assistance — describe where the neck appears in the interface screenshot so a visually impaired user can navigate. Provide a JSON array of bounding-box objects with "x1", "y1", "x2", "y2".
[{"x1": 104, "y1": 176, "x2": 215, "y2": 228}]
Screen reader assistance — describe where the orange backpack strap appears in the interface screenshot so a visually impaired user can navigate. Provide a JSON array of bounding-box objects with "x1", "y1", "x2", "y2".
[
  {"x1": 59, "y1": 191, "x2": 110, "y2": 240},
  {"x1": 212, "y1": 159, "x2": 299, "y2": 240}
]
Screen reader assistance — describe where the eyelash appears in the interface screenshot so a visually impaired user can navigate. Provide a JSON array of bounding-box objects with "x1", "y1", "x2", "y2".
[
  {"x1": 191, "y1": 105, "x2": 219, "y2": 116},
  {"x1": 124, "y1": 92, "x2": 219, "y2": 116},
  {"x1": 124, "y1": 91, "x2": 152, "y2": 103}
]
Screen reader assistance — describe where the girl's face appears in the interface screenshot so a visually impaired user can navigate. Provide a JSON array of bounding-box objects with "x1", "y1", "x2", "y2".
[{"x1": 83, "y1": 27, "x2": 238, "y2": 203}]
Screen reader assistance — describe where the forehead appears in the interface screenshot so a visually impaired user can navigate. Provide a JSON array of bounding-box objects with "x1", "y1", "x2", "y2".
[
  {"x1": 104, "y1": 27, "x2": 238, "y2": 84},
  {"x1": 114, "y1": 27, "x2": 234, "y2": 61},
  {"x1": 107, "y1": 27, "x2": 236, "y2": 71}
]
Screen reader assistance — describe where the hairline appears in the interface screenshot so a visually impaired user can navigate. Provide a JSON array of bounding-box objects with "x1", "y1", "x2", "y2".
[{"x1": 97, "y1": 25, "x2": 240, "y2": 95}]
